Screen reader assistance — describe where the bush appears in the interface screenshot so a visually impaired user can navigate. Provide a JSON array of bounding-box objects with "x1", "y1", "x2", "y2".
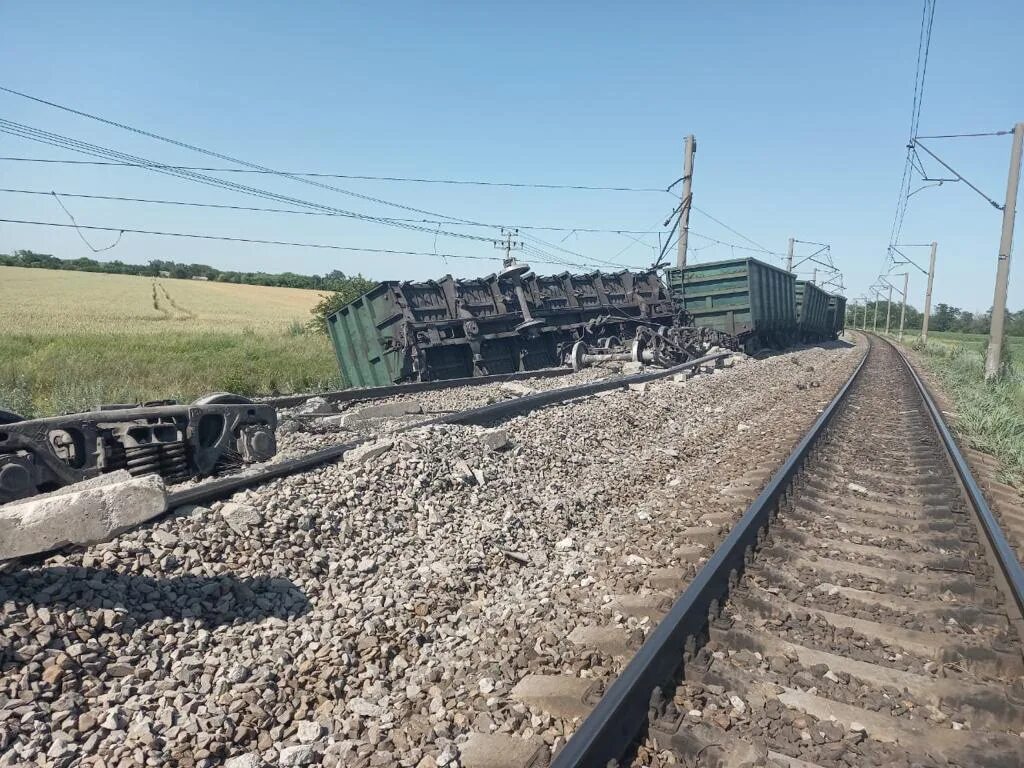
[{"x1": 308, "y1": 275, "x2": 378, "y2": 333}]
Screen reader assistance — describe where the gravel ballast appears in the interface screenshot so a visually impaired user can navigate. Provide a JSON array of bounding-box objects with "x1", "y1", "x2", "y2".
[{"x1": 0, "y1": 341, "x2": 862, "y2": 767}]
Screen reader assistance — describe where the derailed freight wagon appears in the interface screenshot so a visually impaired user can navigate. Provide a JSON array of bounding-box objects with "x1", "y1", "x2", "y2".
[
  {"x1": 826, "y1": 293, "x2": 847, "y2": 339},
  {"x1": 665, "y1": 257, "x2": 797, "y2": 353},
  {"x1": 326, "y1": 265, "x2": 676, "y2": 386},
  {"x1": 794, "y1": 280, "x2": 832, "y2": 342}
]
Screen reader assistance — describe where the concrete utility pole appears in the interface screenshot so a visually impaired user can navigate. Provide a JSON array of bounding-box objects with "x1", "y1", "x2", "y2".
[
  {"x1": 898, "y1": 272, "x2": 909, "y2": 342},
  {"x1": 985, "y1": 122, "x2": 1024, "y2": 379},
  {"x1": 676, "y1": 134, "x2": 696, "y2": 268},
  {"x1": 921, "y1": 241, "x2": 937, "y2": 344},
  {"x1": 787, "y1": 238, "x2": 795, "y2": 272},
  {"x1": 885, "y1": 284, "x2": 893, "y2": 335},
  {"x1": 811, "y1": 267, "x2": 818, "y2": 284},
  {"x1": 872, "y1": 290, "x2": 880, "y2": 332}
]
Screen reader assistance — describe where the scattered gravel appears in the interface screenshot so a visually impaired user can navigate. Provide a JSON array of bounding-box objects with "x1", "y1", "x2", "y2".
[
  {"x1": 272, "y1": 365, "x2": 620, "y2": 456},
  {"x1": 0, "y1": 342, "x2": 861, "y2": 767}
]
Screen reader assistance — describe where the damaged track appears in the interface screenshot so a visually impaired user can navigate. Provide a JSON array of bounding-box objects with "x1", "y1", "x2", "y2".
[
  {"x1": 555, "y1": 336, "x2": 1024, "y2": 768},
  {"x1": 168, "y1": 351, "x2": 731, "y2": 509},
  {"x1": 261, "y1": 368, "x2": 574, "y2": 410}
]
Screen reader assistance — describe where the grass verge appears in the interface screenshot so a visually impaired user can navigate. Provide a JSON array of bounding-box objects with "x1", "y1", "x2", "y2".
[
  {"x1": 0, "y1": 331, "x2": 342, "y2": 418},
  {"x1": 915, "y1": 338, "x2": 1024, "y2": 487}
]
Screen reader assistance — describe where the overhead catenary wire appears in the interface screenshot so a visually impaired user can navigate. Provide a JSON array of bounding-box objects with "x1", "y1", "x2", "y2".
[
  {"x1": 0, "y1": 126, "x2": 797, "y2": 274},
  {"x1": 3, "y1": 87, "x2": 777, "y2": 274},
  {"x1": 2, "y1": 85, "x2": 670, "y2": 240},
  {"x1": 0, "y1": 177, "x2": 665, "y2": 235},
  {"x1": 0, "y1": 118, "x2": 501, "y2": 245},
  {"x1": 0, "y1": 186, "x2": 664, "y2": 242},
  {"x1": 880, "y1": 0, "x2": 937, "y2": 284},
  {"x1": 50, "y1": 191, "x2": 124, "y2": 253},
  {"x1": 691, "y1": 206, "x2": 780, "y2": 256},
  {"x1": 913, "y1": 130, "x2": 1013, "y2": 139},
  {"x1": 0, "y1": 125, "x2": 673, "y2": 249},
  {"x1": 0, "y1": 155, "x2": 664, "y2": 193},
  {"x1": 0, "y1": 217, "x2": 622, "y2": 271},
  {"x1": 2, "y1": 86, "x2": 781, "y2": 271},
  {"x1": 0, "y1": 85, "x2": 487, "y2": 228}
]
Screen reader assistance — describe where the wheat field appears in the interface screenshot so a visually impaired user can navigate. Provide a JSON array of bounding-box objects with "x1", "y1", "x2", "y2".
[
  {"x1": 0, "y1": 266, "x2": 342, "y2": 416},
  {"x1": 0, "y1": 266, "x2": 325, "y2": 333}
]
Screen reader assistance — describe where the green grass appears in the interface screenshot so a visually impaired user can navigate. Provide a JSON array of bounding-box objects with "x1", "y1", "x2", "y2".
[
  {"x1": 0, "y1": 332, "x2": 342, "y2": 418},
  {"x1": 0, "y1": 266, "x2": 345, "y2": 417},
  {"x1": 914, "y1": 335, "x2": 1024, "y2": 487}
]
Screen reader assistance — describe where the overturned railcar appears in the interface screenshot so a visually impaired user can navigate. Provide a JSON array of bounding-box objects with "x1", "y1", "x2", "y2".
[{"x1": 326, "y1": 265, "x2": 676, "y2": 386}]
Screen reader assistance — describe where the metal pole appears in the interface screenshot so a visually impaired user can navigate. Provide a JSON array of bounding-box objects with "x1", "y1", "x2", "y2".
[
  {"x1": 898, "y1": 272, "x2": 909, "y2": 342},
  {"x1": 872, "y1": 291, "x2": 879, "y2": 332},
  {"x1": 921, "y1": 241, "x2": 937, "y2": 344},
  {"x1": 787, "y1": 238, "x2": 794, "y2": 272},
  {"x1": 885, "y1": 284, "x2": 893, "y2": 335},
  {"x1": 811, "y1": 267, "x2": 817, "y2": 284},
  {"x1": 985, "y1": 122, "x2": 1024, "y2": 379},
  {"x1": 676, "y1": 134, "x2": 696, "y2": 268}
]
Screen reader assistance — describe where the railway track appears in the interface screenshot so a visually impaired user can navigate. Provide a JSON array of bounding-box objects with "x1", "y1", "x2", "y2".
[
  {"x1": 260, "y1": 367, "x2": 574, "y2": 409},
  {"x1": 167, "y1": 351, "x2": 730, "y2": 509},
  {"x1": 552, "y1": 336, "x2": 1024, "y2": 768}
]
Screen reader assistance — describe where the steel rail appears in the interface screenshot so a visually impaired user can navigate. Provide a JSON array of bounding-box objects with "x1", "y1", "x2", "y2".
[
  {"x1": 168, "y1": 351, "x2": 731, "y2": 509},
  {"x1": 550, "y1": 339, "x2": 871, "y2": 768},
  {"x1": 553, "y1": 335, "x2": 1024, "y2": 766},
  {"x1": 889, "y1": 338, "x2": 1024, "y2": 620},
  {"x1": 261, "y1": 367, "x2": 573, "y2": 409}
]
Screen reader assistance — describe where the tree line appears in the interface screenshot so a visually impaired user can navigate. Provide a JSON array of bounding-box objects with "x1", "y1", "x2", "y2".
[
  {"x1": 0, "y1": 249, "x2": 372, "y2": 293},
  {"x1": 846, "y1": 300, "x2": 1024, "y2": 336},
  {"x1": 7, "y1": 248, "x2": 1019, "y2": 337}
]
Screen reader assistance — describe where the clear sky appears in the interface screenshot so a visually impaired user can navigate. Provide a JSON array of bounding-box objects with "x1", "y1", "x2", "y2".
[{"x1": 1, "y1": 1, "x2": 1021, "y2": 312}]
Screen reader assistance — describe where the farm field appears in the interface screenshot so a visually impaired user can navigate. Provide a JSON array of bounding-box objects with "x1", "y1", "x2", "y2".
[
  {"x1": 925, "y1": 329, "x2": 1024, "y2": 356},
  {"x1": 0, "y1": 266, "x2": 341, "y2": 417}
]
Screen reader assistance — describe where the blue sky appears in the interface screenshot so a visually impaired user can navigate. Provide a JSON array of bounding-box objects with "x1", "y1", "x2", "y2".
[{"x1": 1, "y1": 1, "x2": 1021, "y2": 311}]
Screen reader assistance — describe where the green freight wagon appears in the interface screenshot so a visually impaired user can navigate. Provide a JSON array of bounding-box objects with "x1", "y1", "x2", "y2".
[
  {"x1": 794, "y1": 280, "x2": 832, "y2": 342},
  {"x1": 665, "y1": 257, "x2": 797, "y2": 352},
  {"x1": 826, "y1": 293, "x2": 847, "y2": 340},
  {"x1": 326, "y1": 268, "x2": 676, "y2": 387}
]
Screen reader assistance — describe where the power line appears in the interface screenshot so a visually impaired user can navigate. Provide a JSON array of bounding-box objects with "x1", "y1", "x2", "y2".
[
  {"x1": 881, "y1": 0, "x2": 937, "y2": 284},
  {"x1": 0, "y1": 118, "x2": 500, "y2": 245},
  {"x1": 913, "y1": 130, "x2": 1013, "y2": 139},
  {"x1": 0, "y1": 84, "x2": 485, "y2": 227},
  {"x1": 0, "y1": 186, "x2": 665, "y2": 240},
  {"x1": 0, "y1": 135, "x2": 668, "y2": 238},
  {"x1": 691, "y1": 206, "x2": 779, "y2": 256},
  {"x1": 0, "y1": 86, "x2": 673, "y2": 271},
  {"x1": 689, "y1": 229, "x2": 786, "y2": 258},
  {"x1": 0, "y1": 217, "x2": 618, "y2": 271},
  {"x1": 0, "y1": 155, "x2": 664, "y2": 193},
  {"x1": 50, "y1": 192, "x2": 123, "y2": 253}
]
